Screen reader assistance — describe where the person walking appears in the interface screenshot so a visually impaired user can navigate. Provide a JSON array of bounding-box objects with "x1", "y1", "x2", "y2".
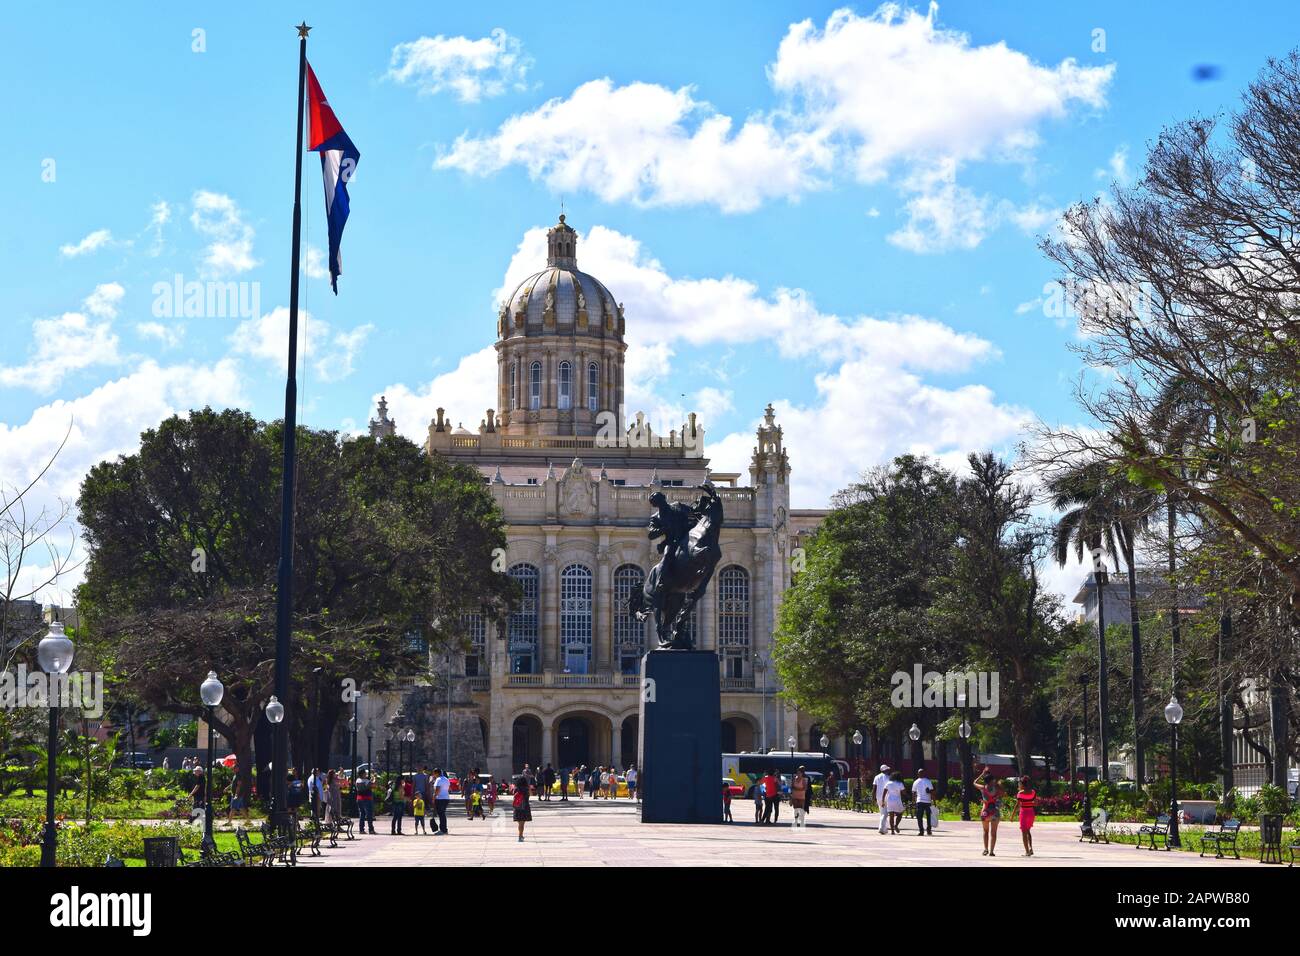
[
  {"x1": 432, "y1": 767, "x2": 452, "y2": 835},
  {"x1": 560, "y1": 765, "x2": 571, "y2": 801},
  {"x1": 626, "y1": 765, "x2": 638, "y2": 802},
  {"x1": 973, "y1": 768, "x2": 1002, "y2": 857},
  {"x1": 760, "y1": 769, "x2": 778, "y2": 824},
  {"x1": 752, "y1": 779, "x2": 764, "y2": 823},
  {"x1": 883, "y1": 771, "x2": 906, "y2": 834},
  {"x1": 355, "y1": 769, "x2": 377, "y2": 834},
  {"x1": 386, "y1": 774, "x2": 405, "y2": 834},
  {"x1": 325, "y1": 769, "x2": 343, "y2": 827},
  {"x1": 911, "y1": 768, "x2": 934, "y2": 836},
  {"x1": 723, "y1": 782, "x2": 733, "y2": 822},
  {"x1": 872, "y1": 764, "x2": 891, "y2": 834},
  {"x1": 543, "y1": 763, "x2": 556, "y2": 801},
  {"x1": 1016, "y1": 775, "x2": 1037, "y2": 857},
  {"x1": 791, "y1": 766, "x2": 809, "y2": 827},
  {"x1": 513, "y1": 776, "x2": 532, "y2": 841}
]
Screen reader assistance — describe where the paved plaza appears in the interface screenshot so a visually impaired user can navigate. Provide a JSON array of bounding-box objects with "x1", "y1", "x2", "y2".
[{"x1": 300, "y1": 801, "x2": 1260, "y2": 867}]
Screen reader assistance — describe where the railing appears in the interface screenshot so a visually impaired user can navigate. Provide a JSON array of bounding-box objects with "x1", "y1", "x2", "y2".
[
  {"x1": 551, "y1": 673, "x2": 614, "y2": 687},
  {"x1": 720, "y1": 677, "x2": 756, "y2": 692},
  {"x1": 466, "y1": 676, "x2": 491, "y2": 692},
  {"x1": 505, "y1": 674, "x2": 543, "y2": 687},
  {"x1": 389, "y1": 675, "x2": 432, "y2": 689}
]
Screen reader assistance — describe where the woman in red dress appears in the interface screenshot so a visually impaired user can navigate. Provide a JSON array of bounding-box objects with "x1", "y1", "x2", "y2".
[{"x1": 1015, "y1": 775, "x2": 1037, "y2": 857}]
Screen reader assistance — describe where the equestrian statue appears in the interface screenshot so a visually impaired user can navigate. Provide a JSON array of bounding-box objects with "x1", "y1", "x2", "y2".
[{"x1": 628, "y1": 481, "x2": 724, "y2": 650}]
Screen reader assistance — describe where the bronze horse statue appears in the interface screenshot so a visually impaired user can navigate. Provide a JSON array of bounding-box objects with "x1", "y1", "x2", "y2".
[{"x1": 628, "y1": 482, "x2": 724, "y2": 650}]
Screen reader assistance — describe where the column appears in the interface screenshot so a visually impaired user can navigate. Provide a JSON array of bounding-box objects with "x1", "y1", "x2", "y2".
[
  {"x1": 543, "y1": 541, "x2": 559, "y2": 673},
  {"x1": 596, "y1": 539, "x2": 612, "y2": 673},
  {"x1": 541, "y1": 716, "x2": 554, "y2": 768},
  {"x1": 610, "y1": 717, "x2": 621, "y2": 768},
  {"x1": 699, "y1": 573, "x2": 717, "y2": 654}
]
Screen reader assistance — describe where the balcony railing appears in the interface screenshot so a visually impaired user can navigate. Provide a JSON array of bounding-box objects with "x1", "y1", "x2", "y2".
[
  {"x1": 721, "y1": 676, "x2": 756, "y2": 692},
  {"x1": 466, "y1": 676, "x2": 491, "y2": 692}
]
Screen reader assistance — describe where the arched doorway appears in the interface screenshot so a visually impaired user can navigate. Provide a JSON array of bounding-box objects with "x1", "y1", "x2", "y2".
[
  {"x1": 557, "y1": 716, "x2": 591, "y2": 769},
  {"x1": 511, "y1": 715, "x2": 542, "y2": 772},
  {"x1": 722, "y1": 715, "x2": 757, "y2": 753},
  {"x1": 620, "y1": 716, "x2": 639, "y2": 768}
]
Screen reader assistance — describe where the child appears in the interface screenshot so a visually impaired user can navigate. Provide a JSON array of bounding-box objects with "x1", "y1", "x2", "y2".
[
  {"x1": 753, "y1": 781, "x2": 764, "y2": 824},
  {"x1": 723, "y1": 783, "x2": 733, "y2": 822},
  {"x1": 412, "y1": 793, "x2": 427, "y2": 834},
  {"x1": 513, "y1": 779, "x2": 532, "y2": 841},
  {"x1": 1016, "y1": 775, "x2": 1037, "y2": 857},
  {"x1": 471, "y1": 787, "x2": 484, "y2": 819}
]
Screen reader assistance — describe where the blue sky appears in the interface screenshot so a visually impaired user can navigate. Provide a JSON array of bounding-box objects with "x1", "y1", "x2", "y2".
[{"x1": 3, "y1": 1, "x2": 1296, "y2": 600}]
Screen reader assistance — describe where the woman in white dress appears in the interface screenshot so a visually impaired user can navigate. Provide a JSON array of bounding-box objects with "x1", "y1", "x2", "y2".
[{"x1": 884, "y1": 771, "x2": 907, "y2": 834}]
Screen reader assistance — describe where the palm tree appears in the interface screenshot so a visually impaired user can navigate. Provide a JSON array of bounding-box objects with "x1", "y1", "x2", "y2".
[{"x1": 1049, "y1": 461, "x2": 1157, "y2": 784}]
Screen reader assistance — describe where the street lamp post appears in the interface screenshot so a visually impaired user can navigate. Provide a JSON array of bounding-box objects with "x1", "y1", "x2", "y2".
[
  {"x1": 367, "y1": 731, "x2": 373, "y2": 775},
  {"x1": 444, "y1": 653, "x2": 453, "y2": 770},
  {"x1": 199, "y1": 671, "x2": 224, "y2": 854},
  {"x1": 908, "y1": 722, "x2": 922, "y2": 777},
  {"x1": 264, "y1": 695, "x2": 285, "y2": 820},
  {"x1": 1080, "y1": 675, "x2": 1092, "y2": 833},
  {"x1": 349, "y1": 690, "x2": 361, "y2": 812},
  {"x1": 753, "y1": 652, "x2": 769, "y2": 751},
  {"x1": 957, "y1": 693, "x2": 972, "y2": 822},
  {"x1": 1164, "y1": 695, "x2": 1183, "y2": 848},
  {"x1": 787, "y1": 735, "x2": 796, "y2": 761},
  {"x1": 852, "y1": 730, "x2": 864, "y2": 806},
  {"x1": 38, "y1": 621, "x2": 74, "y2": 867}
]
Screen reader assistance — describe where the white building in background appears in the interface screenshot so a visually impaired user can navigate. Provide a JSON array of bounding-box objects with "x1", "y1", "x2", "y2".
[{"x1": 362, "y1": 215, "x2": 827, "y2": 779}]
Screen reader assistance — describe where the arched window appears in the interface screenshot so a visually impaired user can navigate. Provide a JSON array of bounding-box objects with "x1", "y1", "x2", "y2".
[
  {"x1": 463, "y1": 613, "x2": 486, "y2": 677},
  {"x1": 587, "y1": 363, "x2": 599, "y2": 412},
  {"x1": 718, "y1": 565, "x2": 750, "y2": 679},
  {"x1": 558, "y1": 361, "x2": 573, "y2": 410},
  {"x1": 508, "y1": 563, "x2": 539, "y2": 674},
  {"x1": 560, "y1": 564, "x2": 592, "y2": 674},
  {"x1": 529, "y1": 362, "x2": 542, "y2": 410},
  {"x1": 614, "y1": 564, "x2": 648, "y2": 674},
  {"x1": 508, "y1": 361, "x2": 518, "y2": 410}
]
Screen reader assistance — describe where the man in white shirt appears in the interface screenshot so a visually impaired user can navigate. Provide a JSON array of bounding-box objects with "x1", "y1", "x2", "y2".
[
  {"x1": 872, "y1": 764, "x2": 892, "y2": 834},
  {"x1": 911, "y1": 769, "x2": 935, "y2": 835}
]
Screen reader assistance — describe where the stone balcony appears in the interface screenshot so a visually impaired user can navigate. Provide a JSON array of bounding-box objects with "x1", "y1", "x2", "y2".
[{"x1": 502, "y1": 671, "x2": 756, "y2": 692}]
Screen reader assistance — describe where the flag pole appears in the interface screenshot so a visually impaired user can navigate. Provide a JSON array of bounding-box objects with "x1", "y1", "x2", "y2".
[{"x1": 271, "y1": 20, "x2": 310, "y2": 830}]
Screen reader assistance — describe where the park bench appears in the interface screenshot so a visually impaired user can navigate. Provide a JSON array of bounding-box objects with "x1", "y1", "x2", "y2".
[
  {"x1": 183, "y1": 845, "x2": 242, "y2": 867},
  {"x1": 236, "y1": 826, "x2": 278, "y2": 867},
  {"x1": 292, "y1": 818, "x2": 324, "y2": 857},
  {"x1": 1079, "y1": 808, "x2": 1110, "y2": 844},
  {"x1": 1137, "y1": 814, "x2": 1172, "y2": 851},
  {"x1": 1199, "y1": 819, "x2": 1242, "y2": 860},
  {"x1": 1287, "y1": 837, "x2": 1299, "y2": 867}
]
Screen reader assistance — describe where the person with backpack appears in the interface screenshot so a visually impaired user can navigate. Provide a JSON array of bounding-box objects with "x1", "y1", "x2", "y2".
[
  {"x1": 355, "y1": 769, "x2": 376, "y2": 834},
  {"x1": 513, "y1": 776, "x2": 532, "y2": 841}
]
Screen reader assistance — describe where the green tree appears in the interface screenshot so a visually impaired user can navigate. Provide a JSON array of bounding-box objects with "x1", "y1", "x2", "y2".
[{"x1": 76, "y1": 408, "x2": 515, "y2": 802}]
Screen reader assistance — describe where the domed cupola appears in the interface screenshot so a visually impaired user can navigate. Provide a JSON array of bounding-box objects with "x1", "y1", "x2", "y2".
[
  {"x1": 497, "y1": 214, "x2": 625, "y2": 340},
  {"x1": 494, "y1": 214, "x2": 628, "y2": 438}
]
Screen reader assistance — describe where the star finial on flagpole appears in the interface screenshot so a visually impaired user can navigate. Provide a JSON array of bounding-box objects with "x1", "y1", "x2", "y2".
[{"x1": 296, "y1": 22, "x2": 312, "y2": 39}]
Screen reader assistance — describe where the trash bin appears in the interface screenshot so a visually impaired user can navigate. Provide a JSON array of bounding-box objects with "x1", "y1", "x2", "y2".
[{"x1": 1259, "y1": 814, "x2": 1284, "y2": 864}]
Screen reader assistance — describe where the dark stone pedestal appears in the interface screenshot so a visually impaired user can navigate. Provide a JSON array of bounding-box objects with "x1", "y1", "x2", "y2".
[{"x1": 638, "y1": 650, "x2": 722, "y2": 824}]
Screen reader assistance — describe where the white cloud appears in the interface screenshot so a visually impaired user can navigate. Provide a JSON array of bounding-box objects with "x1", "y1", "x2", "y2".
[
  {"x1": 439, "y1": 79, "x2": 829, "y2": 213},
  {"x1": 59, "y1": 229, "x2": 113, "y2": 258},
  {"x1": 190, "y1": 190, "x2": 257, "y2": 277},
  {"x1": 379, "y1": 347, "x2": 499, "y2": 443},
  {"x1": 0, "y1": 310, "x2": 122, "y2": 393},
  {"x1": 135, "y1": 321, "x2": 183, "y2": 347},
  {"x1": 389, "y1": 28, "x2": 532, "y2": 103},
  {"x1": 303, "y1": 246, "x2": 327, "y2": 279},
  {"x1": 83, "y1": 282, "x2": 125, "y2": 319},
  {"x1": 0, "y1": 358, "x2": 247, "y2": 601},
  {"x1": 147, "y1": 200, "x2": 171, "y2": 255},
  {"x1": 438, "y1": 5, "x2": 1113, "y2": 229},
  {"x1": 229, "y1": 307, "x2": 372, "y2": 383},
  {"x1": 708, "y1": 362, "x2": 1031, "y2": 508},
  {"x1": 1095, "y1": 144, "x2": 1129, "y2": 183}
]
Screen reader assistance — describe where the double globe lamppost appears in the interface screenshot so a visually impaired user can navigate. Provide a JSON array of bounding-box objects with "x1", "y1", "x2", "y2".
[
  {"x1": 38, "y1": 620, "x2": 75, "y2": 868},
  {"x1": 956, "y1": 694, "x2": 973, "y2": 821}
]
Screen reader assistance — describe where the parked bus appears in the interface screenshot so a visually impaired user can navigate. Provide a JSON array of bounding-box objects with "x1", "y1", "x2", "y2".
[{"x1": 723, "y1": 751, "x2": 850, "y2": 798}]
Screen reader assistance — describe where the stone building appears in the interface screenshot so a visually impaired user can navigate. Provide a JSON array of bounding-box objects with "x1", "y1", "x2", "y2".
[{"x1": 362, "y1": 216, "x2": 826, "y2": 779}]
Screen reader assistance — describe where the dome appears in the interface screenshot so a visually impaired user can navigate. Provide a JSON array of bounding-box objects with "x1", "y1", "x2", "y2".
[{"x1": 498, "y1": 215, "x2": 623, "y2": 338}]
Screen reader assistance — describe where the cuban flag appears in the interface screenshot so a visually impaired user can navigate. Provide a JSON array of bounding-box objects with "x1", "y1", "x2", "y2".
[{"x1": 306, "y1": 63, "x2": 360, "y2": 294}]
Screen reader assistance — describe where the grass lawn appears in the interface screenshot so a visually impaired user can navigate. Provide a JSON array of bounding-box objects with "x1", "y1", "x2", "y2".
[{"x1": 1, "y1": 789, "x2": 185, "y2": 820}]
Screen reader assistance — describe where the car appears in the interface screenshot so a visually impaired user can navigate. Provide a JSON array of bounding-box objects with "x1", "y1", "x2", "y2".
[{"x1": 116, "y1": 752, "x2": 154, "y2": 770}]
